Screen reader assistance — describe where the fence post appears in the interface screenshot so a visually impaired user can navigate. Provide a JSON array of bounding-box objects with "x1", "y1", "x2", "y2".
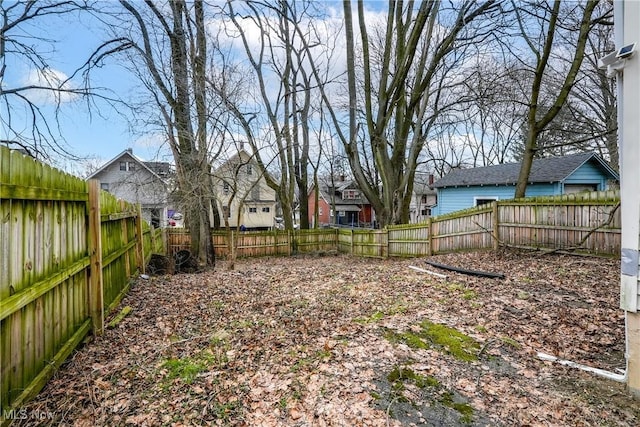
[
  {"x1": 273, "y1": 229, "x2": 278, "y2": 255},
  {"x1": 87, "y1": 180, "x2": 104, "y2": 335},
  {"x1": 135, "y1": 204, "x2": 145, "y2": 274},
  {"x1": 119, "y1": 200, "x2": 131, "y2": 278},
  {"x1": 162, "y1": 227, "x2": 168, "y2": 256},
  {"x1": 351, "y1": 229, "x2": 354, "y2": 255},
  {"x1": 427, "y1": 217, "x2": 433, "y2": 256},
  {"x1": 384, "y1": 229, "x2": 389, "y2": 258},
  {"x1": 492, "y1": 201, "x2": 500, "y2": 250}
]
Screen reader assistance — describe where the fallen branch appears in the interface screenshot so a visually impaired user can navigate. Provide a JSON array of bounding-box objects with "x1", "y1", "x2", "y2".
[
  {"x1": 107, "y1": 306, "x2": 132, "y2": 329},
  {"x1": 425, "y1": 260, "x2": 505, "y2": 279},
  {"x1": 408, "y1": 265, "x2": 447, "y2": 279},
  {"x1": 473, "y1": 202, "x2": 620, "y2": 255},
  {"x1": 477, "y1": 338, "x2": 498, "y2": 359},
  {"x1": 542, "y1": 202, "x2": 620, "y2": 255}
]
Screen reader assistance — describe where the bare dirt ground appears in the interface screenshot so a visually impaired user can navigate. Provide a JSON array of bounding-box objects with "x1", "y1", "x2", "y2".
[{"x1": 16, "y1": 249, "x2": 640, "y2": 426}]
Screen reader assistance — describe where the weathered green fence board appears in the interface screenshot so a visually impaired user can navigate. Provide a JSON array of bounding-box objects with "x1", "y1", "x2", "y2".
[{"x1": 0, "y1": 146, "x2": 162, "y2": 425}]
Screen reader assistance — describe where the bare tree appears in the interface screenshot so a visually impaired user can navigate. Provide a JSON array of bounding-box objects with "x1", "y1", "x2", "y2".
[
  {"x1": 506, "y1": 0, "x2": 598, "y2": 198},
  {"x1": 218, "y1": 0, "x2": 336, "y2": 232},
  {"x1": 106, "y1": 0, "x2": 215, "y2": 265},
  {"x1": 321, "y1": 0, "x2": 499, "y2": 226},
  {"x1": 457, "y1": 59, "x2": 527, "y2": 167},
  {"x1": 562, "y1": 4, "x2": 617, "y2": 170},
  {"x1": 0, "y1": 0, "x2": 112, "y2": 161}
]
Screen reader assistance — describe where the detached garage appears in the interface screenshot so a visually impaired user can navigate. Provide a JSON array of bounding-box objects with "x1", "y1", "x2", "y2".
[{"x1": 432, "y1": 152, "x2": 619, "y2": 215}]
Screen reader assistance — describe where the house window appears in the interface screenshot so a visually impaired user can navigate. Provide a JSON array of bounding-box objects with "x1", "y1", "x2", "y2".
[
  {"x1": 421, "y1": 195, "x2": 428, "y2": 204},
  {"x1": 319, "y1": 207, "x2": 323, "y2": 216},
  {"x1": 246, "y1": 164, "x2": 253, "y2": 175},
  {"x1": 474, "y1": 196, "x2": 498, "y2": 207},
  {"x1": 421, "y1": 208, "x2": 431, "y2": 216},
  {"x1": 248, "y1": 207, "x2": 257, "y2": 213},
  {"x1": 223, "y1": 182, "x2": 230, "y2": 195},
  {"x1": 120, "y1": 161, "x2": 135, "y2": 171},
  {"x1": 262, "y1": 207, "x2": 270, "y2": 213},
  {"x1": 339, "y1": 210, "x2": 346, "y2": 217},
  {"x1": 100, "y1": 183, "x2": 110, "y2": 191},
  {"x1": 343, "y1": 189, "x2": 360, "y2": 199}
]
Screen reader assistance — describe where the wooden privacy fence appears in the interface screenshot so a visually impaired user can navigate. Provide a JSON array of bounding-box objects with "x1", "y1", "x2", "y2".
[
  {"x1": 168, "y1": 190, "x2": 621, "y2": 259},
  {"x1": 0, "y1": 147, "x2": 163, "y2": 424}
]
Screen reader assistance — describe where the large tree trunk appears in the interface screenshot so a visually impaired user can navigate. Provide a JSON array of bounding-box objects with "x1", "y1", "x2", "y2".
[{"x1": 118, "y1": 0, "x2": 215, "y2": 265}]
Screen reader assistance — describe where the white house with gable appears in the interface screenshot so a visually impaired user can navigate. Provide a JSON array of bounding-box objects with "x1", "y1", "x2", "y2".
[
  {"x1": 212, "y1": 149, "x2": 277, "y2": 230},
  {"x1": 86, "y1": 148, "x2": 173, "y2": 227}
]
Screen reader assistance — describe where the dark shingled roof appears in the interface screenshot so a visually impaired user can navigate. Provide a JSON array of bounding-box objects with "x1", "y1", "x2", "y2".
[{"x1": 433, "y1": 152, "x2": 618, "y2": 188}]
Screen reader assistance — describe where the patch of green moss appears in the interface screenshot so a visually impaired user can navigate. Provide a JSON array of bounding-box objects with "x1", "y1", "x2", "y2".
[
  {"x1": 447, "y1": 283, "x2": 465, "y2": 292},
  {"x1": 386, "y1": 330, "x2": 430, "y2": 350},
  {"x1": 440, "y1": 391, "x2": 474, "y2": 424},
  {"x1": 385, "y1": 366, "x2": 475, "y2": 424},
  {"x1": 387, "y1": 366, "x2": 440, "y2": 389},
  {"x1": 385, "y1": 321, "x2": 480, "y2": 362},
  {"x1": 419, "y1": 320, "x2": 480, "y2": 362}
]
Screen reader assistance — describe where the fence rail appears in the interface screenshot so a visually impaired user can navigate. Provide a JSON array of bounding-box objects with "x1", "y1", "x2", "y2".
[
  {"x1": 167, "y1": 190, "x2": 621, "y2": 260},
  {"x1": 0, "y1": 147, "x2": 162, "y2": 425}
]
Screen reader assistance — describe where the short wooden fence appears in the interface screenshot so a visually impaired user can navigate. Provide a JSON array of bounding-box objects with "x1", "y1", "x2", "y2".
[
  {"x1": 168, "y1": 190, "x2": 621, "y2": 259},
  {"x1": 0, "y1": 147, "x2": 162, "y2": 425}
]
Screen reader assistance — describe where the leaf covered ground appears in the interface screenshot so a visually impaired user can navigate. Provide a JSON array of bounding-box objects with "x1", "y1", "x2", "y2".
[{"x1": 17, "y1": 249, "x2": 640, "y2": 426}]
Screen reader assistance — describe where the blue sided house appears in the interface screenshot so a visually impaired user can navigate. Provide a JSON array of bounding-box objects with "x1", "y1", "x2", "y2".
[{"x1": 432, "y1": 152, "x2": 619, "y2": 215}]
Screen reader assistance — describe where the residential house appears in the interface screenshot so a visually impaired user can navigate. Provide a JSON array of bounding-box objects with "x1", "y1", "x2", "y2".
[
  {"x1": 86, "y1": 149, "x2": 173, "y2": 227},
  {"x1": 308, "y1": 178, "x2": 374, "y2": 228},
  {"x1": 433, "y1": 152, "x2": 619, "y2": 215},
  {"x1": 212, "y1": 149, "x2": 277, "y2": 230},
  {"x1": 409, "y1": 174, "x2": 438, "y2": 223}
]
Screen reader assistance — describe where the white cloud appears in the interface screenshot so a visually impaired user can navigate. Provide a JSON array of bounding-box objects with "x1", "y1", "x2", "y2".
[{"x1": 21, "y1": 68, "x2": 79, "y2": 105}]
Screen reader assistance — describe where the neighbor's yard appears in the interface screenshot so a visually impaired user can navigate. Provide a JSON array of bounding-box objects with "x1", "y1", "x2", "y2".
[{"x1": 16, "y1": 250, "x2": 639, "y2": 426}]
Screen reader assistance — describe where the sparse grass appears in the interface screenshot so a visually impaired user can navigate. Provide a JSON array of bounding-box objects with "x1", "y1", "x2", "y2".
[
  {"x1": 162, "y1": 356, "x2": 207, "y2": 385},
  {"x1": 210, "y1": 400, "x2": 242, "y2": 421},
  {"x1": 354, "y1": 311, "x2": 385, "y2": 324},
  {"x1": 500, "y1": 336, "x2": 521, "y2": 349},
  {"x1": 447, "y1": 282, "x2": 477, "y2": 301},
  {"x1": 462, "y1": 289, "x2": 477, "y2": 300},
  {"x1": 290, "y1": 347, "x2": 332, "y2": 372}
]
